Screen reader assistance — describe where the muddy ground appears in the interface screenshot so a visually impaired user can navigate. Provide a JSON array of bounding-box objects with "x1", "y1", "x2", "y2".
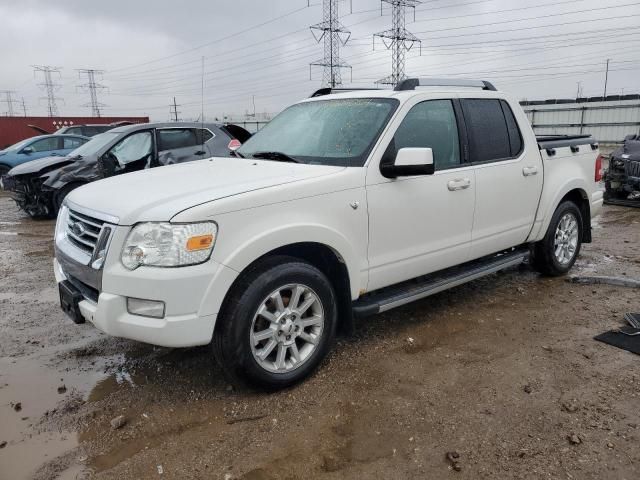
[{"x1": 0, "y1": 193, "x2": 639, "y2": 480}]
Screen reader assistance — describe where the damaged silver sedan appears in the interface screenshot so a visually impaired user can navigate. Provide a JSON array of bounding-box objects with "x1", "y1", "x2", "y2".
[{"x1": 0, "y1": 122, "x2": 251, "y2": 218}]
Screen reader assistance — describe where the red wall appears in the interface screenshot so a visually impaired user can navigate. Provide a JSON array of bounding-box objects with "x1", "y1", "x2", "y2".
[{"x1": 0, "y1": 116, "x2": 150, "y2": 149}]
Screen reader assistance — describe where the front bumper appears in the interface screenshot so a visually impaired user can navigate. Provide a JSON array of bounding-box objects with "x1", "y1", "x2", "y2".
[{"x1": 54, "y1": 257, "x2": 225, "y2": 347}]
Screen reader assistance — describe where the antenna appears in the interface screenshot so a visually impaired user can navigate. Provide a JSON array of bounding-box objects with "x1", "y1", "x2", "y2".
[
  {"x1": 0, "y1": 90, "x2": 18, "y2": 116},
  {"x1": 77, "y1": 69, "x2": 107, "y2": 117},
  {"x1": 310, "y1": 0, "x2": 352, "y2": 87},
  {"x1": 374, "y1": 0, "x2": 422, "y2": 87},
  {"x1": 33, "y1": 65, "x2": 63, "y2": 117}
]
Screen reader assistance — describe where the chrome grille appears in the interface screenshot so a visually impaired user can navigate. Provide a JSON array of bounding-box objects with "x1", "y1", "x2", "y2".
[{"x1": 66, "y1": 209, "x2": 106, "y2": 255}]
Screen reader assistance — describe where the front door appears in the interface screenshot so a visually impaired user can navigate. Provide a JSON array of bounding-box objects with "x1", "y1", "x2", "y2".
[{"x1": 366, "y1": 98, "x2": 476, "y2": 292}]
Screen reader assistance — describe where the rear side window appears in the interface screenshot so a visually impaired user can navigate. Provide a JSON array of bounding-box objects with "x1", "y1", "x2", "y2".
[
  {"x1": 500, "y1": 100, "x2": 523, "y2": 157},
  {"x1": 157, "y1": 129, "x2": 199, "y2": 151},
  {"x1": 63, "y1": 137, "x2": 85, "y2": 149},
  {"x1": 461, "y1": 99, "x2": 512, "y2": 163},
  {"x1": 195, "y1": 128, "x2": 214, "y2": 144},
  {"x1": 385, "y1": 99, "x2": 461, "y2": 170}
]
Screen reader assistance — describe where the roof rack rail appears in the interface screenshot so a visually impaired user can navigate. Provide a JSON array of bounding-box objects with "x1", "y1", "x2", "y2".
[
  {"x1": 394, "y1": 78, "x2": 497, "y2": 92},
  {"x1": 310, "y1": 87, "x2": 383, "y2": 98}
]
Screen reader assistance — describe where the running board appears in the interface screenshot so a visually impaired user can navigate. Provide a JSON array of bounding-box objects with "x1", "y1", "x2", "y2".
[{"x1": 353, "y1": 248, "x2": 529, "y2": 318}]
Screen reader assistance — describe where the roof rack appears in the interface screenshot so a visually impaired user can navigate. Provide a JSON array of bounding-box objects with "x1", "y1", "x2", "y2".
[
  {"x1": 394, "y1": 78, "x2": 497, "y2": 92},
  {"x1": 310, "y1": 87, "x2": 383, "y2": 98}
]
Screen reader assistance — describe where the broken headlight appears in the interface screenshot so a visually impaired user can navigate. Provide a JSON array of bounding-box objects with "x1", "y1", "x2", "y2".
[{"x1": 121, "y1": 222, "x2": 217, "y2": 270}]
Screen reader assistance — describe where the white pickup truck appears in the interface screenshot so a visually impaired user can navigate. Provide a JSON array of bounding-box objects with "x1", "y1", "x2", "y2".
[{"x1": 54, "y1": 78, "x2": 604, "y2": 388}]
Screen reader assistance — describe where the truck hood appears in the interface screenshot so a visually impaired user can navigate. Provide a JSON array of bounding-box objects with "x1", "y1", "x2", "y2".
[
  {"x1": 8, "y1": 155, "x2": 75, "y2": 176},
  {"x1": 67, "y1": 157, "x2": 345, "y2": 225}
]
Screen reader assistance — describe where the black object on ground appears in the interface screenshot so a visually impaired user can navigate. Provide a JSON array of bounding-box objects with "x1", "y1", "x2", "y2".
[
  {"x1": 595, "y1": 330, "x2": 640, "y2": 355},
  {"x1": 624, "y1": 312, "x2": 640, "y2": 328}
]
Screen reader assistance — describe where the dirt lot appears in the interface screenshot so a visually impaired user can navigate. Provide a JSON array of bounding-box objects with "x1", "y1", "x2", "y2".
[{"x1": 0, "y1": 194, "x2": 639, "y2": 480}]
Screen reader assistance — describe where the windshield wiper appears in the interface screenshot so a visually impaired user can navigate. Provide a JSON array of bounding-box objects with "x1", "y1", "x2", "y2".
[{"x1": 251, "y1": 151, "x2": 301, "y2": 163}]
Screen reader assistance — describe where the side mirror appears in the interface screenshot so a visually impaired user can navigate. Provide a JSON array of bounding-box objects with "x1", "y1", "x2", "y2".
[
  {"x1": 21, "y1": 147, "x2": 34, "y2": 155},
  {"x1": 380, "y1": 147, "x2": 435, "y2": 178},
  {"x1": 98, "y1": 153, "x2": 118, "y2": 177}
]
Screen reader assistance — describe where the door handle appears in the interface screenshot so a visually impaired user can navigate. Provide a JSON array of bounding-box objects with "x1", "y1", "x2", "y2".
[
  {"x1": 447, "y1": 178, "x2": 471, "y2": 191},
  {"x1": 522, "y1": 166, "x2": 539, "y2": 176},
  {"x1": 194, "y1": 150, "x2": 206, "y2": 155}
]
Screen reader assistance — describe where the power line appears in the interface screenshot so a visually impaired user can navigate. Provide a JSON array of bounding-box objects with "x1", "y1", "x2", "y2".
[
  {"x1": 0, "y1": 90, "x2": 19, "y2": 116},
  {"x1": 33, "y1": 65, "x2": 62, "y2": 117},
  {"x1": 374, "y1": 0, "x2": 421, "y2": 86},
  {"x1": 77, "y1": 69, "x2": 107, "y2": 117},
  {"x1": 109, "y1": 3, "x2": 315, "y2": 74},
  {"x1": 310, "y1": 0, "x2": 352, "y2": 87}
]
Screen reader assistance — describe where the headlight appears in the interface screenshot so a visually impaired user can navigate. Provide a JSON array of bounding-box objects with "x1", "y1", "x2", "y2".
[
  {"x1": 55, "y1": 205, "x2": 69, "y2": 243},
  {"x1": 121, "y1": 222, "x2": 217, "y2": 270}
]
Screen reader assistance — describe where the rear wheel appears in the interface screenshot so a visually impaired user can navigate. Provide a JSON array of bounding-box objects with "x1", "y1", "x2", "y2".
[
  {"x1": 213, "y1": 256, "x2": 337, "y2": 390},
  {"x1": 531, "y1": 201, "x2": 583, "y2": 276}
]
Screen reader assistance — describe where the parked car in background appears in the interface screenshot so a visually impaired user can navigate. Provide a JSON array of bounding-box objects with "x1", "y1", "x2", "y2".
[
  {"x1": 1, "y1": 122, "x2": 251, "y2": 218},
  {"x1": 55, "y1": 121, "x2": 134, "y2": 137},
  {"x1": 51, "y1": 78, "x2": 604, "y2": 389},
  {"x1": 0, "y1": 134, "x2": 89, "y2": 176},
  {"x1": 604, "y1": 133, "x2": 640, "y2": 205}
]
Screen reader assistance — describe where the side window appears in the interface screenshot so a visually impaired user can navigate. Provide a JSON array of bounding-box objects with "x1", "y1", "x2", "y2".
[
  {"x1": 195, "y1": 129, "x2": 214, "y2": 144},
  {"x1": 108, "y1": 131, "x2": 152, "y2": 165},
  {"x1": 500, "y1": 100, "x2": 523, "y2": 157},
  {"x1": 157, "y1": 129, "x2": 199, "y2": 151},
  {"x1": 63, "y1": 137, "x2": 85, "y2": 149},
  {"x1": 460, "y1": 99, "x2": 511, "y2": 163},
  {"x1": 386, "y1": 99, "x2": 461, "y2": 170},
  {"x1": 30, "y1": 137, "x2": 61, "y2": 152}
]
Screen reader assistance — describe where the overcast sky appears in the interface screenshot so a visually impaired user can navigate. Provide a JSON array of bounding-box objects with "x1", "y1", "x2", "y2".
[{"x1": 1, "y1": 0, "x2": 639, "y2": 120}]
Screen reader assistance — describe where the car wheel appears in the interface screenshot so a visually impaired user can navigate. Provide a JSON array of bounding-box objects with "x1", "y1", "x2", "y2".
[
  {"x1": 531, "y1": 201, "x2": 583, "y2": 276},
  {"x1": 0, "y1": 165, "x2": 10, "y2": 177},
  {"x1": 213, "y1": 255, "x2": 337, "y2": 390}
]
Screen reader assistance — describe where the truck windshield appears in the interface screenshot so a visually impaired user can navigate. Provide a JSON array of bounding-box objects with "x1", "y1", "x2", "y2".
[
  {"x1": 237, "y1": 98, "x2": 399, "y2": 167},
  {"x1": 69, "y1": 132, "x2": 120, "y2": 157}
]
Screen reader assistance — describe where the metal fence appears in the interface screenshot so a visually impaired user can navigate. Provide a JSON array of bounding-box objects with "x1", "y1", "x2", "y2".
[{"x1": 521, "y1": 96, "x2": 640, "y2": 145}]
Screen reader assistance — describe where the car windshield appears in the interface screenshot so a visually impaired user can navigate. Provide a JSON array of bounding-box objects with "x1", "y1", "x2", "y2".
[
  {"x1": 69, "y1": 132, "x2": 120, "y2": 157},
  {"x1": 237, "y1": 98, "x2": 399, "y2": 167},
  {"x1": 4, "y1": 138, "x2": 34, "y2": 152}
]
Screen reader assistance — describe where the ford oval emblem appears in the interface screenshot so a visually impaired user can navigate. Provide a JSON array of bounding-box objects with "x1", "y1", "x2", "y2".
[{"x1": 71, "y1": 222, "x2": 86, "y2": 237}]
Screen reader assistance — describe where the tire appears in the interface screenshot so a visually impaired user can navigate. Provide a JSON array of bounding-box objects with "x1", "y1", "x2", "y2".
[
  {"x1": 53, "y1": 183, "x2": 83, "y2": 216},
  {"x1": 531, "y1": 201, "x2": 583, "y2": 276},
  {"x1": 0, "y1": 165, "x2": 10, "y2": 177},
  {"x1": 213, "y1": 255, "x2": 337, "y2": 390}
]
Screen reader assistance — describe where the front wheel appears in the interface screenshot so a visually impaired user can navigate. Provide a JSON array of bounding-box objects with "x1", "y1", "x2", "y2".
[
  {"x1": 213, "y1": 256, "x2": 337, "y2": 390},
  {"x1": 531, "y1": 201, "x2": 583, "y2": 276}
]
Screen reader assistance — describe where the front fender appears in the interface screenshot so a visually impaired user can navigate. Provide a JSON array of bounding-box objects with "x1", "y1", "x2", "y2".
[{"x1": 215, "y1": 223, "x2": 361, "y2": 299}]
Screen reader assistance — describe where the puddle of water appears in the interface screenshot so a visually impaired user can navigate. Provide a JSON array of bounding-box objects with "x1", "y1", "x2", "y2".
[{"x1": 0, "y1": 355, "x2": 107, "y2": 479}]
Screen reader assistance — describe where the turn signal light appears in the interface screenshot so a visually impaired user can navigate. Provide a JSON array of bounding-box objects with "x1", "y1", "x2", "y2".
[
  {"x1": 186, "y1": 234, "x2": 214, "y2": 252},
  {"x1": 595, "y1": 154, "x2": 604, "y2": 182}
]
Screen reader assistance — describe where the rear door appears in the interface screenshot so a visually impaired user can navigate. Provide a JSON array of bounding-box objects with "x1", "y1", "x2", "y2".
[
  {"x1": 461, "y1": 97, "x2": 543, "y2": 258},
  {"x1": 157, "y1": 128, "x2": 209, "y2": 164}
]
